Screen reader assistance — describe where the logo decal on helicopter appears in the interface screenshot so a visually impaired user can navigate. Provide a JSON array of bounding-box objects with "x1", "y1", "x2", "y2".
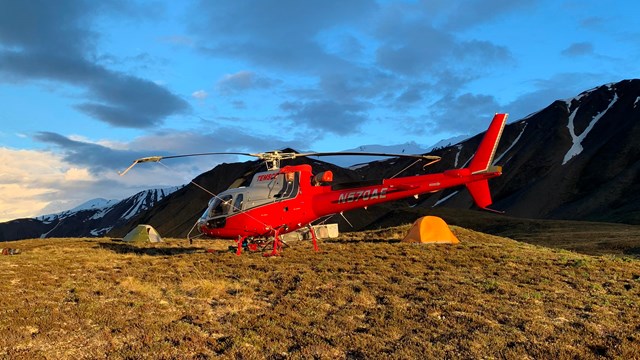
[
  {"x1": 257, "y1": 173, "x2": 278, "y2": 182},
  {"x1": 337, "y1": 187, "x2": 388, "y2": 204}
]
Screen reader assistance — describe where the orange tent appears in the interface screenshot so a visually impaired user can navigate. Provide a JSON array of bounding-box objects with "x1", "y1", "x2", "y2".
[{"x1": 401, "y1": 216, "x2": 459, "y2": 244}]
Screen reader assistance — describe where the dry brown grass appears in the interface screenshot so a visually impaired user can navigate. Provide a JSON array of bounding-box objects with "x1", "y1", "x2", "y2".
[{"x1": 1, "y1": 228, "x2": 639, "y2": 359}]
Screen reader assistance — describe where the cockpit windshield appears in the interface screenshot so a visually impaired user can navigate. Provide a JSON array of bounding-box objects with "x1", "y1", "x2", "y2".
[{"x1": 204, "y1": 194, "x2": 233, "y2": 218}]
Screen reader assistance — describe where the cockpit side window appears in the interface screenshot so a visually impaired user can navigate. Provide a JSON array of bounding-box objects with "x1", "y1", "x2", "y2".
[
  {"x1": 274, "y1": 172, "x2": 299, "y2": 199},
  {"x1": 233, "y1": 194, "x2": 243, "y2": 212}
]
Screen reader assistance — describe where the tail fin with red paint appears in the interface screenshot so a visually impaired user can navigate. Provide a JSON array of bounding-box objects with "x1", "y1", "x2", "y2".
[
  {"x1": 465, "y1": 113, "x2": 508, "y2": 211},
  {"x1": 465, "y1": 179, "x2": 493, "y2": 209},
  {"x1": 467, "y1": 113, "x2": 508, "y2": 174}
]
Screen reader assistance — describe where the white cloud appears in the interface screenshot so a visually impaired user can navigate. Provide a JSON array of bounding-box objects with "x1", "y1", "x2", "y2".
[
  {"x1": 0, "y1": 147, "x2": 95, "y2": 221},
  {"x1": 0, "y1": 146, "x2": 191, "y2": 222},
  {"x1": 63, "y1": 167, "x2": 92, "y2": 181},
  {"x1": 192, "y1": 89, "x2": 209, "y2": 100}
]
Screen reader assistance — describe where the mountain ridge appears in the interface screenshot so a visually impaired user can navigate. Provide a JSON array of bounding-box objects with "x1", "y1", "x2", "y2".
[
  {"x1": 2, "y1": 79, "x2": 639, "y2": 241},
  {"x1": 0, "y1": 187, "x2": 180, "y2": 241}
]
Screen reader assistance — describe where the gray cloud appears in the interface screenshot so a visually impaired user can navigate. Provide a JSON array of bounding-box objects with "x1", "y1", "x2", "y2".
[
  {"x1": 395, "y1": 85, "x2": 426, "y2": 106},
  {"x1": 427, "y1": 93, "x2": 502, "y2": 134},
  {"x1": 189, "y1": 0, "x2": 374, "y2": 73},
  {"x1": 216, "y1": 71, "x2": 280, "y2": 95},
  {"x1": 33, "y1": 125, "x2": 312, "y2": 176},
  {"x1": 580, "y1": 16, "x2": 606, "y2": 30},
  {"x1": 184, "y1": 0, "x2": 521, "y2": 136},
  {"x1": 437, "y1": 0, "x2": 537, "y2": 30},
  {"x1": 133, "y1": 127, "x2": 309, "y2": 154},
  {"x1": 0, "y1": 0, "x2": 189, "y2": 128},
  {"x1": 280, "y1": 100, "x2": 370, "y2": 134},
  {"x1": 231, "y1": 100, "x2": 246, "y2": 110},
  {"x1": 505, "y1": 73, "x2": 605, "y2": 121},
  {"x1": 33, "y1": 131, "x2": 154, "y2": 174},
  {"x1": 561, "y1": 42, "x2": 595, "y2": 57},
  {"x1": 374, "y1": 18, "x2": 512, "y2": 77}
]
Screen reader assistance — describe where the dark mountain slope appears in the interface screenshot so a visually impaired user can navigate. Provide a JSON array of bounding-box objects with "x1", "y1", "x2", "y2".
[{"x1": 355, "y1": 79, "x2": 640, "y2": 225}]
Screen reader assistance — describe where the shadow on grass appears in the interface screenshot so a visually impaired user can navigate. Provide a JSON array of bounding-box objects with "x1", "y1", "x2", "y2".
[
  {"x1": 324, "y1": 238, "x2": 402, "y2": 244},
  {"x1": 98, "y1": 242, "x2": 203, "y2": 256},
  {"x1": 623, "y1": 247, "x2": 640, "y2": 257}
]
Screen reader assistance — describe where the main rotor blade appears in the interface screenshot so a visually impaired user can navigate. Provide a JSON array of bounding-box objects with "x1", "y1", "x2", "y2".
[
  {"x1": 295, "y1": 151, "x2": 441, "y2": 160},
  {"x1": 160, "y1": 152, "x2": 255, "y2": 160},
  {"x1": 118, "y1": 152, "x2": 256, "y2": 176},
  {"x1": 119, "y1": 150, "x2": 442, "y2": 176}
]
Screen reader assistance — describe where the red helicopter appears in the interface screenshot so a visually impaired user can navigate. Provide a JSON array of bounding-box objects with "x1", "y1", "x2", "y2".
[{"x1": 121, "y1": 113, "x2": 508, "y2": 256}]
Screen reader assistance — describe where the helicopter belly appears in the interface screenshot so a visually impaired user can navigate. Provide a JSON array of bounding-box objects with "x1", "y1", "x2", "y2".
[{"x1": 200, "y1": 201, "x2": 314, "y2": 239}]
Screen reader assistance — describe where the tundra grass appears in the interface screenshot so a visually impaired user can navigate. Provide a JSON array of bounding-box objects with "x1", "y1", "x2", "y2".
[{"x1": 0, "y1": 227, "x2": 639, "y2": 359}]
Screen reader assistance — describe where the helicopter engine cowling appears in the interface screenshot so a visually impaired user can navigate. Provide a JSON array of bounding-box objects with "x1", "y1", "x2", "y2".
[{"x1": 312, "y1": 171, "x2": 333, "y2": 186}]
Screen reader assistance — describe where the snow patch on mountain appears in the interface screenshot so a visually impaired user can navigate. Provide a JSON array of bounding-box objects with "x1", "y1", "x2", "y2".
[
  {"x1": 432, "y1": 190, "x2": 459, "y2": 207},
  {"x1": 493, "y1": 124, "x2": 527, "y2": 165},
  {"x1": 563, "y1": 92, "x2": 618, "y2": 165},
  {"x1": 453, "y1": 145, "x2": 463, "y2": 168},
  {"x1": 90, "y1": 227, "x2": 113, "y2": 236},
  {"x1": 69, "y1": 198, "x2": 120, "y2": 212}
]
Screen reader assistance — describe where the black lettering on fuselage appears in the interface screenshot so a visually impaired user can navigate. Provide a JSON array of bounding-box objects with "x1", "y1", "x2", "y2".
[{"x1": 338, "y1": 187, "x2": 388, "y2": 204}]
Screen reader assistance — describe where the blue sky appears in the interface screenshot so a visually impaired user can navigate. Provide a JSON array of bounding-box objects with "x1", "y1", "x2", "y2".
[{"x1": 1, "y1": 0, "x2": 639, "y2": 221}]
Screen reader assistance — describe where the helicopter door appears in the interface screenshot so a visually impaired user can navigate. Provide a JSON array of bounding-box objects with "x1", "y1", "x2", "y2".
[{"x1": 274, "y1": 172, "x2": 299, "y2": 199}]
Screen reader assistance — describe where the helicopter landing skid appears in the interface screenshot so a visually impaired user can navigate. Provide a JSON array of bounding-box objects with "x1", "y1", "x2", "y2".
[{"x1": 263, "y1": 228, "x2": 287, "y2": 257}]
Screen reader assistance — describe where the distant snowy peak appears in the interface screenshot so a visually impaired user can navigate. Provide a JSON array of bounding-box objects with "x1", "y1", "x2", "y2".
[
  {"x1": 321, "y1": 137, "x2": 470, "y2": 169},
  {"x1": 69, "y1": 198, "x2": 120, "y2": 212},
  {"x1": 119, "y1": 186, "x2": 183, "y2": 221},
  {"x1": 35, "y1": 185, "x2": 182, "y2": 230},
  {"x1": 36, "y1": 199, "x2": 115, "y2": 223},
  {"x1": 428, "y1": 134, "x2": 469, "y2": 150}
]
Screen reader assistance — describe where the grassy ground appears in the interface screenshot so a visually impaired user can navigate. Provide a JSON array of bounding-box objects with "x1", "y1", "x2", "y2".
[
  {"x1": 1, "y1": 227, "x2": 639, "y2": 359},
  {"x1": 372, "y1": 207, "x2": 640, "y2": 257}
]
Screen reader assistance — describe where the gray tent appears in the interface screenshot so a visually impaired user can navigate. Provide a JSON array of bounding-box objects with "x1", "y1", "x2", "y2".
[{"x1": 123, "y1": 225, "x2": 163, "y2": 243}]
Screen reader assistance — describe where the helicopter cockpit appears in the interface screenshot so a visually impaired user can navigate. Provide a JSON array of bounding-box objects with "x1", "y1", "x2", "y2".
[{"x1": 199, "y1": 170, "x2": 301, "y2": 229}]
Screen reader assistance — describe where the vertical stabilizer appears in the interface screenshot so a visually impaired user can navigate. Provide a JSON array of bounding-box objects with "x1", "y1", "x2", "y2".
[{"x1": 468, "y1": 113, "x2": 508, "y2": 174}]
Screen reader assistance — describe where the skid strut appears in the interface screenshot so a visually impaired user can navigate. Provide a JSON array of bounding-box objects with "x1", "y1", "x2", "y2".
[
  {"x1": 308, "y1": 225, "x2": 320, "y2": 252},
  {"x1": 235, "y1": 236, "x2": 247, "y2": 256}
]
